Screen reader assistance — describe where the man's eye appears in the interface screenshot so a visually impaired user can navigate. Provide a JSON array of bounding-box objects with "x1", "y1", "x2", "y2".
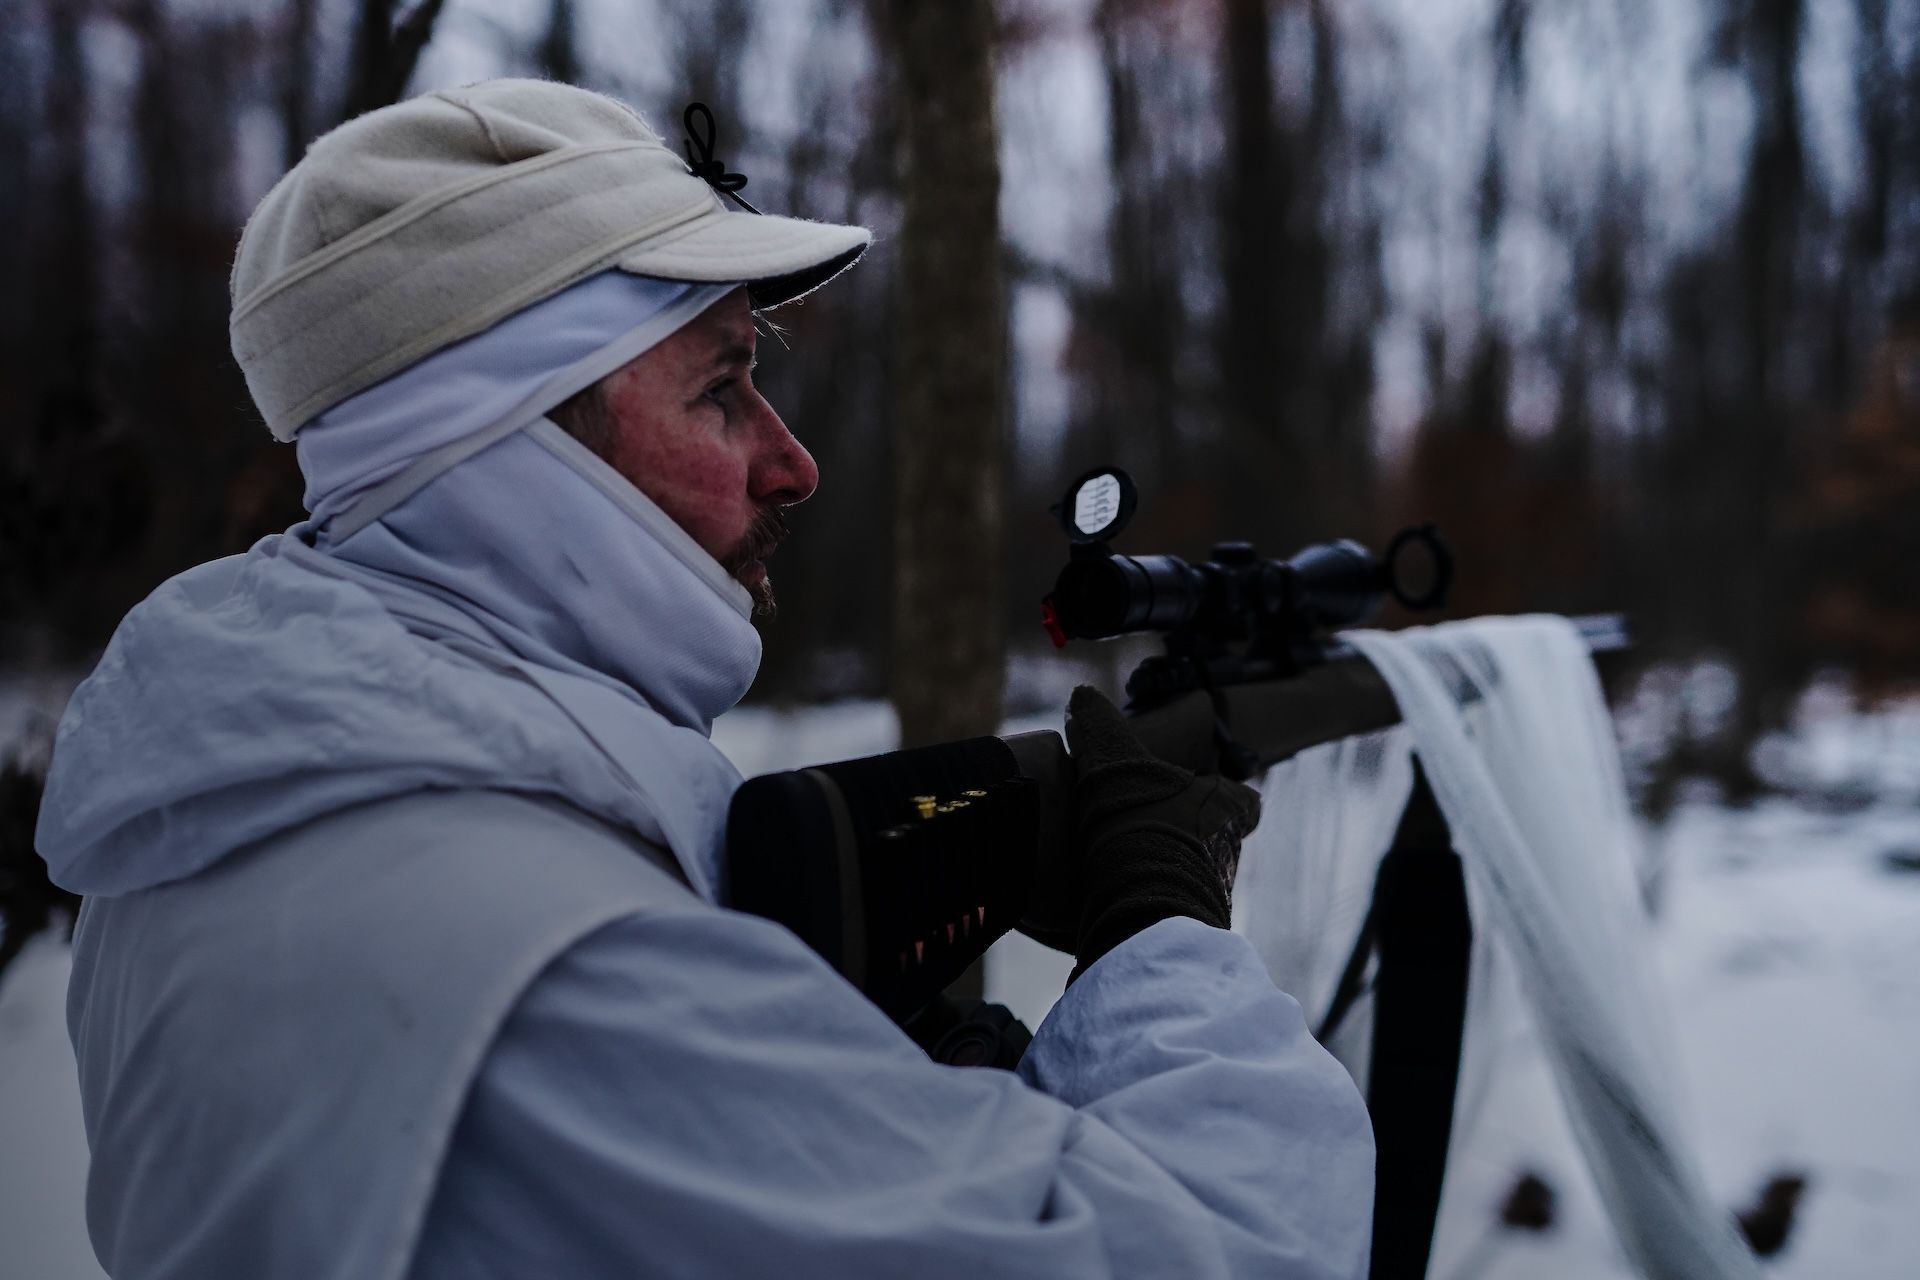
[{"x1": 704, "y1": 379, "x2": 736, "y2": 405}]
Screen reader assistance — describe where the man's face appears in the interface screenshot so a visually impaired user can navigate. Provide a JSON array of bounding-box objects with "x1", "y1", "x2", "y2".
[{"x1": 593, "y1": 287, "x2": 817, "y2": 614}]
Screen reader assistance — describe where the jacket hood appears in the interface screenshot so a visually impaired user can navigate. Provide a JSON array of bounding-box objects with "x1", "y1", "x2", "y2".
[{"x1": 37, "y1": 273, "x2": 764, "y2": 899}]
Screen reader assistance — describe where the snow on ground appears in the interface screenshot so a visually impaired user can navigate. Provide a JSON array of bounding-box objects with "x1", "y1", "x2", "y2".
[
  {"x1": 1427, "y1": 793, "x2": 1920, "y2": 1279},
  {"x1": 0, "y1": 937, "x2": 103, "y2": 1280},
  {"x1": 4, "y1": 683, "x2": 1919, "y2": 1276}
]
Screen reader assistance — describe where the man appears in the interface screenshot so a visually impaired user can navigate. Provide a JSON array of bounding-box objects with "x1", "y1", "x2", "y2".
[{"x1": 36, "y1": 80, "x2": 1373, "y2": 1277}]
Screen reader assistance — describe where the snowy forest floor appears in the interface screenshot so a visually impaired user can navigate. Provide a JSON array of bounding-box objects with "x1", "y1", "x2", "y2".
[{"x1": 4, "y1": 678, "x2": 1919, "y2": 1278}]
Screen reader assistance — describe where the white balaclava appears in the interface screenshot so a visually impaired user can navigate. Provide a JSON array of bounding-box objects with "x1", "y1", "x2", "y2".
[{"x1": 293, "y1": 270, "x2": 757, "y2": 735}]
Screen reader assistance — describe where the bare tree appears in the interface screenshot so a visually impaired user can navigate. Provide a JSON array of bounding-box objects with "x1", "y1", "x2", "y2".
[
  {"x1": 282, "y1": 0, "x2": 321, "y2": 165},
  {"x1": 1077, "y1": 0, "x2": 1196, "y2": 493},
  {"x1": 1219, "y1": 0, "x2": 1286, "y2": 536},
  {"x1": 344, "y1": 0, "x2": 448, "y2": 121},
  {"x1": 889, "y1": 0, "x2": 1007, "y2": 751},
  {"x1": 535, "y1": 0, "x2": 582, "y2": 84},
  {"x1": 0, "y1": 741, "x2": 74, "y2": 992}
]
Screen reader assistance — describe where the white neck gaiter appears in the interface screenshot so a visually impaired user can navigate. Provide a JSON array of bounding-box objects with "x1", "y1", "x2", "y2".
[{"x1": 296, "y1": 271, "x2": 755, "y2": 736}]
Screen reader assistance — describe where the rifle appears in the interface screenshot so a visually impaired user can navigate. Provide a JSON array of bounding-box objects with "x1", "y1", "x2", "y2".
[
  {"x1": 729, "y1": 466, "x2": 1632, "y2": 1272},
  {"x1": 726, "y1": 467, "x2": 1630, "y2": 1023}
]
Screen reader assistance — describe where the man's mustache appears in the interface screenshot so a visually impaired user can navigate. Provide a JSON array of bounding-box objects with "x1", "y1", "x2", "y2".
[{"x1": 723, "y1": 507, "x2": 790, "y2": 575}]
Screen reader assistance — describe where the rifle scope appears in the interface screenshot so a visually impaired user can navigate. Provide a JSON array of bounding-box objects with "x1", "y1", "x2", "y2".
[{"x1": 1043, "y1": 467, "x2": 1453, "y2": 647}]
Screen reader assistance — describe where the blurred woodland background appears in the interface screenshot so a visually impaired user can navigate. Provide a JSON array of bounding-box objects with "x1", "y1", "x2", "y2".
[
  {"x1": 6, "y1": 9, "x2": 1919, "y2": 1270},
  {"x1": 3, "y1": 0, "x2": 1920, "y2": 803}
]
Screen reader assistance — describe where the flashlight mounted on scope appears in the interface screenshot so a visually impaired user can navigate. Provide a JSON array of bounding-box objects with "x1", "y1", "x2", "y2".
[{"x1": 1040, "y1": 467, "x2": 1455, "y2": 714}]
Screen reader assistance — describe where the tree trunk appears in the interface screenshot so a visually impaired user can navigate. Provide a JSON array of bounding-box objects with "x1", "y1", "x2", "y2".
[
  {"x1": 343, "y1": 0, "x2": 447, "y2": 122},
  {"x1": 1219, "y1": 0, "x2": 1287, "y2": 539},
  {"x1": 890, "y1": 0, "x2": 1005, "y2": 1002},
  {"x1": 281, "y1": 0, "x2": 319, "y2": 166},
  {"x1": 889, "y1": 0, "x2": 1006, "y2": 753},
  {"x1": 534, "y1": 0, "x2": 581, "y2": 85}
]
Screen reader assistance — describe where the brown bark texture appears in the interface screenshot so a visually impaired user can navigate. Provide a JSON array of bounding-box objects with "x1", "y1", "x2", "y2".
[
  {"x1": 889, "y1": 0, "x2": 1007, "y2": 751},
  {"x1": 344, "y1": 0, "x2": 447, "y2": 122}
]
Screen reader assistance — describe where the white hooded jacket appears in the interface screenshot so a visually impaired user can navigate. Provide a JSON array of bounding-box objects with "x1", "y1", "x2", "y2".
[{"x1": 37, "y1": 274, "x2": 1375, "y2": 1280}]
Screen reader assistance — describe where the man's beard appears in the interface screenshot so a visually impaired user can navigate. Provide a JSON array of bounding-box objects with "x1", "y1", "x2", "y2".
[{"x1": 722, "y1": 507, "x2": 789, "y2": 620}]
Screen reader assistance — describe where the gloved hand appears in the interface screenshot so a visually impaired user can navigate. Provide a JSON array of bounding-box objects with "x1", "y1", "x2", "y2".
[{"x1": 1066, "y1": 685, "x2": 1263, "y2": 981}]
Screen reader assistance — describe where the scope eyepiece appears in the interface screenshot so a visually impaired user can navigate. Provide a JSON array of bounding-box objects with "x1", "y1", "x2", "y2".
[
  {"x1": 1281, "y1": 539, "x2": 1381, "y2": 631},
  {"x1": 1384, "y1": 523, "x2": 1453, "y2": 611}
]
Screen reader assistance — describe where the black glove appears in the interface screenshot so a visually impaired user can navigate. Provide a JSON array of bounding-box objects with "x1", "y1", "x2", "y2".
[{"x1": 1066, "y1": 686, "x2": 1263, "y2": 981}]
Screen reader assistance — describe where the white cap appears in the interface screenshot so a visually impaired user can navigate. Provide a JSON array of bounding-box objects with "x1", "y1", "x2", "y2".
[{"x1": 229, "y1": 79, "x2": 870, "y2": 441}]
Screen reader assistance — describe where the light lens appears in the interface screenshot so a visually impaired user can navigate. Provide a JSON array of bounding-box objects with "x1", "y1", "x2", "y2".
[{"x1": 1072, "y1": 472, "x2": 1124, "y2": 539}]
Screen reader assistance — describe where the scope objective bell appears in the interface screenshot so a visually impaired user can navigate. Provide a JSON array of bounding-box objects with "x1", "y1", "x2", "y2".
[{"x1": 1050, "y1": 554, "x2": 1206, "y2": 639}]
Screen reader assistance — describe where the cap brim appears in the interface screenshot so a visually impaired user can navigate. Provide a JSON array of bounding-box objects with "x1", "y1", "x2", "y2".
[{"x1": 615, "y1": 208, "x2": 871, "y2": 309}]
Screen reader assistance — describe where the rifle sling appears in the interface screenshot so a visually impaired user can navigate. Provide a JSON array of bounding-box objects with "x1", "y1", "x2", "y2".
[{"x1": 1365, "y1": 760, "x2": 1473, "y2": 1280}]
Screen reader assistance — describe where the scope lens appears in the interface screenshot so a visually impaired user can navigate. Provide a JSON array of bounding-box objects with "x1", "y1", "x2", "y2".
[
  {"x1": 1384, "y1": 524, "x2": 1453, "y2": 611},
  {"x1": 1392, "y1": 545, "x2": 1438, "y2": 602}
]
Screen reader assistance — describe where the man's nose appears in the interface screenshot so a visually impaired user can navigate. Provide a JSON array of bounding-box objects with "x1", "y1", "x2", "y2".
[{"x1": 751, "y1": 401, "x2": 819, "y2": 506}]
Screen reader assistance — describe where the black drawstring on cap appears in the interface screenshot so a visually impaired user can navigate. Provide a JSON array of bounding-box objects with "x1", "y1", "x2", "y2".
[{"x1": 682, "y1": 102, "x2": 761, "y2": 215}]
